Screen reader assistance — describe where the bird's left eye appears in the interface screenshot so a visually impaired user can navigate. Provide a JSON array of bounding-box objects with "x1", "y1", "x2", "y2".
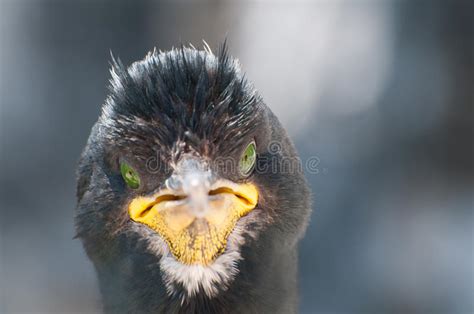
[
  {"x1": 120, "y1": 162, "x2": 141, "y2": 189},
  {"x1": 239, "y1": 141, "x2": 257, "y2": 176}
]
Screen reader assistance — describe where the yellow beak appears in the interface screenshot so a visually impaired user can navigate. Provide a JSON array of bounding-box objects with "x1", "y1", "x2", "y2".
[{"x1": 129, "y1": 180, "x2": 258, "y2": 265}]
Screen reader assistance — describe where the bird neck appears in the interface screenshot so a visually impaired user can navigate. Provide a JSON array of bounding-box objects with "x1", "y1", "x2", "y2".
[
  {"x1": 95, "y1": 238, "x2": 300, "y2": 313},
  {"x1": 163, "y1": 243, "x2": 299, "y2": 313}
]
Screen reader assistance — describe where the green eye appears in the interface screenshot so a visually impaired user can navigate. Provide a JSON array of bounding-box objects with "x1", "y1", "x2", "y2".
[
  {"x1": 239, "y1": 141, "x2": 257, "y2": 176},
  {"x1": 120, "y1": 162, "x2": 141, "y2": 189}
]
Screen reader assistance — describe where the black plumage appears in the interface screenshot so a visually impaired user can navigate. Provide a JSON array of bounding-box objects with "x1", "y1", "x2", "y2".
[{"x1": 76, "y1": 44, "x2": 311, "y2": 313}]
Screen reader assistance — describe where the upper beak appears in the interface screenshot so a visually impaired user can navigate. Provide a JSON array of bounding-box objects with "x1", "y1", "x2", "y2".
[{"x1": 128, "y1": 157, "x2": 258, "y2": 265}]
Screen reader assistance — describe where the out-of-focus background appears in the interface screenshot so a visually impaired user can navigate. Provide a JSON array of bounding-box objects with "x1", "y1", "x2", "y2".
[{"x1": 0, "y1": 0, "x2": 472, "y2": 313}]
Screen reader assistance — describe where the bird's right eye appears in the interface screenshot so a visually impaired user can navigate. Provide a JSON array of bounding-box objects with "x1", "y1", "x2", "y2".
[{"x1": 120, "y1": 162, "x2": 141, "y2": 189}]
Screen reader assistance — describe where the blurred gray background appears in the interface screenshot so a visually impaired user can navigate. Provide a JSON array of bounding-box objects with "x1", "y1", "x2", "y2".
[{"x1": 0, "y1": 0, "x2": 473, "y2": 313}]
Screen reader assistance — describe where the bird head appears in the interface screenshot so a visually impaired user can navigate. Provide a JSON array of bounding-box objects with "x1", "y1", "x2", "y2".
[{"x1": 76, "y1": 45, "x2": 310, "y2": 301}]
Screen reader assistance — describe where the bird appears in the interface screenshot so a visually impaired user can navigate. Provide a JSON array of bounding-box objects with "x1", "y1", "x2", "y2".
[{"x1": 75, "y1": 43, "x2": 311, "y2": 313}]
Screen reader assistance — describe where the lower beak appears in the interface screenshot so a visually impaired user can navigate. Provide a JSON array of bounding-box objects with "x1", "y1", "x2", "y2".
[{"x1": 128, "y1": 180, "x2": 258, "y2": 265}]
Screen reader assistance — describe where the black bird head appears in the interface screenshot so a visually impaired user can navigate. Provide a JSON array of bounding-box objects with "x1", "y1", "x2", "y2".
[{"x1": 76, "y1": 44, "x2": 311, "y2": 312}]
